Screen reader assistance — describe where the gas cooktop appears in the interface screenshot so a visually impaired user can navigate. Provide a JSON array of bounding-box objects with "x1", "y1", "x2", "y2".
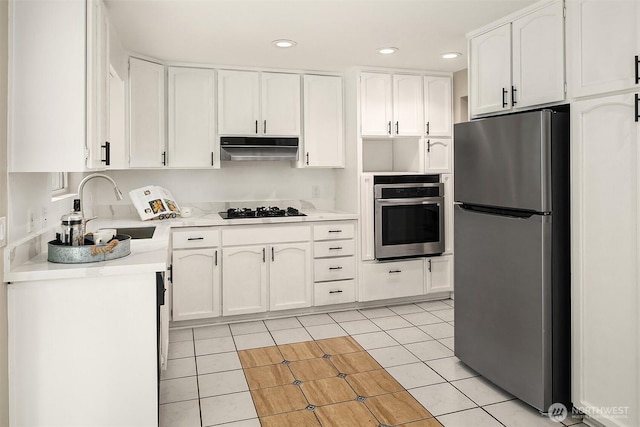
[{"x1": 219, "y1": 206, "x2": 306, "y2": 219}]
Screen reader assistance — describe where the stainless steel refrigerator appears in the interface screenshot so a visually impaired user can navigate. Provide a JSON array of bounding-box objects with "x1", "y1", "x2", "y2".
[{"x1": 454, "y1": 109, "x2": 571, "y2": 412}]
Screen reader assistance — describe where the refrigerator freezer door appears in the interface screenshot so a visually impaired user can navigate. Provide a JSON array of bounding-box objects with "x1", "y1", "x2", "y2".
[
  {"x1": 454, "y1": 204, "x2": 552, "y2": 410},
  {"x1": 454, "y1": 110, "x2": 552, "y2": 212}
]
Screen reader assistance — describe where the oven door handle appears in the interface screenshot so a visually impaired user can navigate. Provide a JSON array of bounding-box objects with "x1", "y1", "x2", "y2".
[{"x1": 375, "y1": 197, "x2": 444, "y2": 205}]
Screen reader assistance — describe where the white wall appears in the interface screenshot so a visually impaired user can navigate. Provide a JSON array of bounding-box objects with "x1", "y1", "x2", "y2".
[{"x1": 453, "y1": 68, "x2": 469, "y2": 123}]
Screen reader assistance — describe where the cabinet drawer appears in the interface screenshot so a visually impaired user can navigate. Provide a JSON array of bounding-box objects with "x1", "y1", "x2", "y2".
[
  {"x1": 314, "y1": 239, "x2": 355, "y2": 258},
  {"x1": 361, "y1": 259, "x2": 424, "y2": 301},
  {"x1": 173, "y1": 228, "x2": 220, "y2": 249},
  {"x1": 313, "y1": 222, "x2": 355, "y2": 241},
  {"x1": 314, "y1": 280, "x2": 356, "y2": 306},
  {"x1": 314, "y1": 256, "x2": 355, "y2": 282},
  {"x1": 222, "y1": 225, "x2": 311, "y2": 246}
]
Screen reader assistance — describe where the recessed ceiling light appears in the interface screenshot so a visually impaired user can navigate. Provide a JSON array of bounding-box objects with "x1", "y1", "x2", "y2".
[
  {"x1": 441, "y1": 52, "x2": 462, "y2": 59},
  {"x1": 378, "y1": 47, "x2": 399, "y2": 55},
  {"x1": 272, "y1": 39, "x2": 297, "y2": 48}
]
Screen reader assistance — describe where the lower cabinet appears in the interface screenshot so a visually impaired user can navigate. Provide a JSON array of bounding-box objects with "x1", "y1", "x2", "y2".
[
  {"x1": 172, "y1": 248, "x2": 221, "y2": 321},
  {"x1": 222, "y1": 245, "x2": 269, "y2": 316},
  {"x1": 425, "y1": 255, "x2": 453, "y2": 294},
  {"x1": 269, "y1": 243, "x2": 312, "y2": 311},
  {"x1": 360, "y1": 259, "x2": 424, "y2": 301}
]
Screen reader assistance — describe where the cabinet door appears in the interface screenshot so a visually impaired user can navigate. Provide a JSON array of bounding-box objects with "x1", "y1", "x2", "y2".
[
  {"x1": 360, "y1": 259, "x2": 424, "y2": 301},
  {"x1": 269, "y1": 243, "x2": 312, "y2": 311},
  {"x1": 393, "y1": 74, "x2": 424, "y2": 136},
  {"x1": 10, "y1": 0, "x2": 88, "y2": 172},
  {"x1": 424, "y1": 76, "x2": 452, "y2": 137},
  {"x1": 172, "y1": 248, "x2": 220, "y2": 321},
  {"x1": 222, "y1": 246, "x2": 267, "y2": 315},
  {"x1": 218, "y1": 70, "x2": 260, "y2": 135},
  {"x1": 470, "y1": 23, "x2": 512, "y2": 117},
  {"x1": 261, "y1": 72, "x2": 301, "y2": 136},
  {"x1": 571, "y1": 93, "x2": 639, "y2": 427},
  {"x1": 129, "y1": 57, "x2": 166, "y2": 167},
  {"x1": 512, "y1": 1, "x2": 565, "y2": 109},
  {"x1": 425, "y1": 256, "x2": 453, "y2": 294},
  {"x1": 360, "y1": 175, "x2": 375, "y2": 261},
  {"x1": 361, "y1": 72, "x2": 393, "y2": 136},
  {"x1": 425, "y1": 138, "x2": 452, "y2": 173},
  {"x1": 303, "y1": 75, "x2": 344, "y2": 167},
  {"x1": 167, "y1": 67, "x2": 217, "y2": 168},
  {"x1": 441, "y1": 174, "x2": 454, "y2": 254},
  {"x1": 108, "y1": 66, "x2": 127, "y2": 169},
  {"x1": 570, "y1": 0, "x2": 640, "y2": 97}
]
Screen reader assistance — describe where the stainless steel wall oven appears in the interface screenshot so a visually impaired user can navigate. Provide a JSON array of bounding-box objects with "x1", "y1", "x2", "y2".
[{"x1": 374, "y1": 175, "x2": 445, "y2": 259}]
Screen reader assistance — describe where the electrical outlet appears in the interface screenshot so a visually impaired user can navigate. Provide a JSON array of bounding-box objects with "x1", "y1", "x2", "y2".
[
  {"x1": 312, "y1": 185, "x2": 320, "y2": 198},
  {"x1": 27, "y1": 208, "x2": 34, "y2": 233},
  {"x1": 0, "y1": 216, "x2": 6, "y2": 248}
]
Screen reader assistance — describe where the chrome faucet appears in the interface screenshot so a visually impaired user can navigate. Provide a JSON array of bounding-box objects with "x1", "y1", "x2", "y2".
[{"x1": 77, "y1": 173, "x2": 124, "y2": 240}]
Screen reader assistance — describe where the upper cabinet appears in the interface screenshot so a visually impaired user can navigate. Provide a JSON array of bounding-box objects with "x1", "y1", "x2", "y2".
[
  {"x1": 424, "y1": 76, "x2": 452, "y2": 137},
  {"x1": 469, "y1": 0, "x2": 565, "y2": 117},
  {"x1": 218, "y1": 70, "x2": 300, "y2": 136},
  {"x1": 361, "y1": 72, "x2": 424, "y2": 137},
  {"x1": 129, "y1": 57, "x2": 166, "y2": 168},
  {"x1": 570, "y1": 0, "x2": 640, "y2": 98},
  {"x1": 167, "y1": 67, "x2": 217, "y2": 168},
  {"x1": 10, "y1": 0, "x2": 103, "y2": 172},
  {"x1": 303, "y1": 75, "x2": 344, "y2": 168}
]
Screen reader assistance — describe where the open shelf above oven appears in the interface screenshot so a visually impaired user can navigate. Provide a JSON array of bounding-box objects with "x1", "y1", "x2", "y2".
[{"x1": 361, "y1": 137, "x2": 422, "y2": 174}]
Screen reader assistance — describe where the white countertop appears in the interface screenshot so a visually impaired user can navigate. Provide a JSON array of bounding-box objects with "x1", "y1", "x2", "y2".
[{"x1": 6, "y1": 209, "x2": 357, "y2": 283}]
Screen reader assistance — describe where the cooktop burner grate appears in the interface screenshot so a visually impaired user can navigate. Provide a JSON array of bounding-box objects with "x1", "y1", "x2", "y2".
[{"x1": 219, "y1": 206, "x2": 306, "y2": 219}]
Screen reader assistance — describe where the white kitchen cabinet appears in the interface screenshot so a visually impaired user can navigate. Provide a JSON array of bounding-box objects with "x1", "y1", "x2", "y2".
[
  {"x1": 8, "y1": 274, "x2": 158, "y2": 426},
  {"x1": 469, "y1": 23, "x2": 512, "y2": 116},
  {"x1": 9, "y1": 0, "x2": 100, "y2": 171},
  {"x1": 303, "y1": 74, "x2": 344, "y2": 167},
  {"x1": 269, "y1": 243, "x2": 312, "y2": 311},
  {"x1": 108, "y1": 65, "x2": 127, "y2": 169},
  {"x1": 218, "y1": 70, "x2": 300, "y2": 136},
  {"x1": 172, "y1": 228, "x2": 221, "y2": 321},
  {"x1": 360, "y1": 175, "x2": 376, "y2": 261},
  {"x1": 424, "y1": 138, "x2": 452, "y2": 174},
  {"x1": 360, "y1": 259, "x2": 424, "y2": 301},
  {"x1": 360, "y1": 72, "x2": 393, "y2": 136},
  {"x1": 425, "y1": 255, "x2": 453, "y2": 294},
  {"x1": 424, "y1": 76, "x2": 452, "y2": 137},
  {"x1": 222, "y1": 245, "x2": 268, "y2": 316},
  {"x1": 360, "y1": 72, "x2": 423, "y2": 137},
  {"x1": 570, "y1": 0, "x2": 639, "y2": 98},
  {"x1": 469, "y1": 0, "x2": 565, "y2": 117},
  {"x1": 441, "y1": 174, "x2": 454, "y2": 254},
  {"x1": 167, "y1": 67, "x2": 217, "y2": 168},
  {"x1": 129, "y1": 57, "x2": 166, "y2": 168},
  {"x1": 393, "y1": 74, "x2": 424, "y2": 136},
  {"x1": 571, "y1": 93, "x2": 639, "y2": 427}
]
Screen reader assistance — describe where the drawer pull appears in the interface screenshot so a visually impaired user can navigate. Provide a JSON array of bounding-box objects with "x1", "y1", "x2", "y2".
[
  {"x1": 187, "y1": 237, "x2": 204, "y2": 241},
  {"x1": 329, "y1": 246, "x2": 343, "y2": 250},
  {"x1": 389, "y1": 269, "x2": 402, "y2": 274},
  {"x1": 329, "y1": 266, "x2": 343, "y2": 270},
  {"x1": 329, "y1": 290, "x2": 343, "y2": 294},
  {"x1": 328, "y1": 230, "x2": 343, "y2": 233}
]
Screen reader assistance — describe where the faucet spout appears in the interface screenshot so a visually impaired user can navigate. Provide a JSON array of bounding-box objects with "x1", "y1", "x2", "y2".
[{"x1": 77, "y1": 173, "x2": 124, "y2": 236}]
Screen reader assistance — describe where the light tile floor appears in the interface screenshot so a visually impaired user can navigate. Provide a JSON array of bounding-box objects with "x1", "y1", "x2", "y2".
[{"x1": 161, "y1": 299, "x2": 585, "y2": 427}]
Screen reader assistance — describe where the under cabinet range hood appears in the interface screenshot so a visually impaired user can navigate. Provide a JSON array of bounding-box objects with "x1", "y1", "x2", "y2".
[{"x1": 220, "y1": 136, "x2": 299, "y2": 161}]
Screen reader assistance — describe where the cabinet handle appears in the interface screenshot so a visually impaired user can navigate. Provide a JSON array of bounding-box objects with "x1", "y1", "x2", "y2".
[
  {"x1": 271, "y1": 246, "x2": 274, "y2": 262},
  {"x1": 211, "y1": 152, "x2": 214, "y2": 166},
  {"x1": 262, "y1": 247, "x2": 266, "y2": 262},
  {"x1": 306, "y1": 152, "x2": 310, "y2": 165},
  {"x1": 636, "y1": 93, "x2": 639, "y2": 122},
  {"x1": 636, "y1": 55, "x2": 639, "y2": 84},
  {"x1": 215, "y1": 250, "x2": 218, "y2": 266},
  {"x1": 395, "y1": 121, "x2": 399, "y2": 134},
  {"x1": 264, "y1": 120, "x2": 267, "y2": 134},
  {"x1": 255, "y1": 120, "x2": 258, "y2": 134},
  {"x1": 329, "y1": 266, "x2": 343, "y2": 270},
  {"x1": 387, "y1": 121, "x2": 392, "y2": 135},
  {"x1": 328, "y1": 230, "x2": 343, "y2": 233},
  {"x1": 187, "y1": 237, "x2": 204, "y2": 241},
  {"x1": 329, "y1": 246, "x2": 343, "y2": 250},
  {"x1": 511, "y1": 86, "x2": 517, "y2": 106},
  {"x1": 101, "y1": 141, "x2": 110, "y2": 166},
  {"x1": 502, "y1": 88, "x2": 508, "y2": 108},
  {"x1": 161, "y1": 151, "x2": 167, "y2": 166},
  {"x1": 389, "y1": 269, "x2": 402, "y2": 274},
  {"x1": 426, "y1": 122, "x2": 430, "y2": 135},
  {"x1": 329, "y1": 290, "x2": 343, "y2": 294},
  {"x1": 427, "y1": 140, "x2": 431, "y2": 153},
  {"x1": 428, "y1": 259, "x2": 432, "y2": 272}
]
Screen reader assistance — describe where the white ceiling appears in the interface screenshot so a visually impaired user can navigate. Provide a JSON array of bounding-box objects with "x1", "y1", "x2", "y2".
[{"x1": 104, "y1": 0, "x2": 536, "y2": 73}]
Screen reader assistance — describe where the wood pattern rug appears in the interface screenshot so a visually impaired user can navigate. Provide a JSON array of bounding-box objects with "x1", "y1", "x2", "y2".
[{"x1": 237, "y1": 336, "x2": 443, "y2": 427}]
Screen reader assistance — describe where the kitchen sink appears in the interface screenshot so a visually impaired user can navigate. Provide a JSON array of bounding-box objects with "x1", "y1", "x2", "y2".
[{"x1": 115, "y1": 226, "x2": 156, "y2": 240}]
